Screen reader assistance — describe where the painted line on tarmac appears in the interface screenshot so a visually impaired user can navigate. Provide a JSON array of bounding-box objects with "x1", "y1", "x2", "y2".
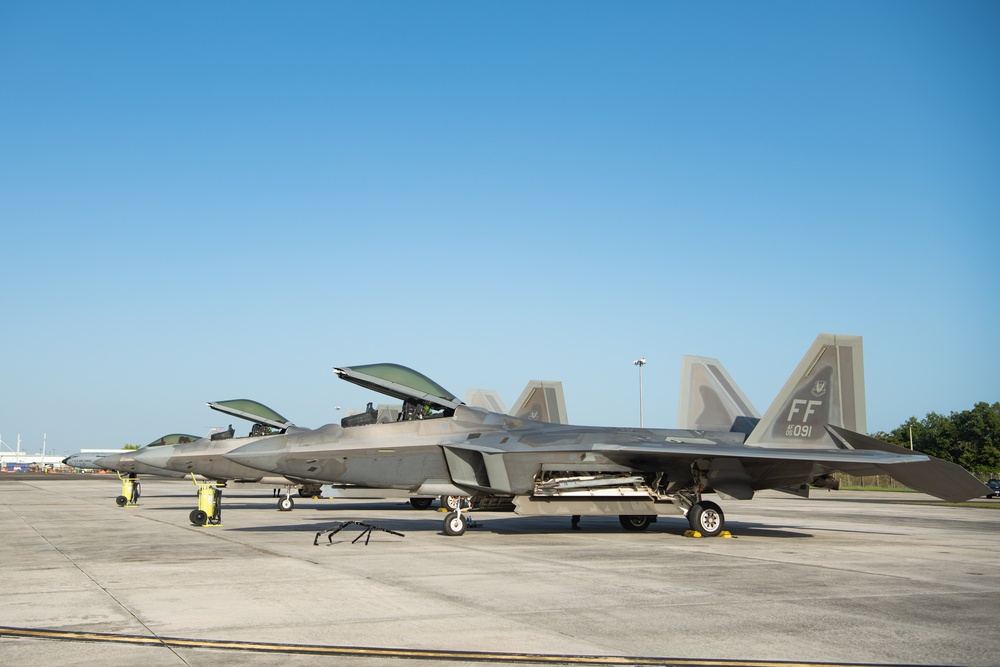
[{"x1": 0, "y1": 625, "x2": 932, "y2": 667}]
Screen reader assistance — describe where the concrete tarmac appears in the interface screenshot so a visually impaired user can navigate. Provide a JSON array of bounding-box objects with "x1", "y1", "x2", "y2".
[{"x1": 1, "y1": 475, "x2": 998, "y2": 666}]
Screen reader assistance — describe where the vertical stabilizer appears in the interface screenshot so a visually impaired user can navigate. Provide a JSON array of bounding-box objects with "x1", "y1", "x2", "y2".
[
  {"x1": 510, "y1": 381, "x2": 569, "y2": 424},
  {"x1": 745, "y1": 334, "x2": 866, "y2": 448},
  {"x1": 465, "y1": 389, "x2": 508, "y2": 415},
  {"x1": 678, "y1": 356, "x2": 760, "y2": 431}
]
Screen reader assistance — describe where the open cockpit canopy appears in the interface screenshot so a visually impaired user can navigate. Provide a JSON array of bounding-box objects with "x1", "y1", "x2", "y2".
[
  {"x1": 334, "y1": 363, "x2": 462, "y2": 411},
  {"x1": 146, "y1": 433, "x2": 202, "y2": 447},
  {"x1": 208, "y1": 399, "x2": 293, "y2": 431}
]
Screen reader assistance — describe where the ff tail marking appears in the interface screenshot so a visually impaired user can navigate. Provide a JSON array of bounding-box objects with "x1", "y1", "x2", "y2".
[{"x1": 746, "y1": 334, "x2": 866, "y2": 448}]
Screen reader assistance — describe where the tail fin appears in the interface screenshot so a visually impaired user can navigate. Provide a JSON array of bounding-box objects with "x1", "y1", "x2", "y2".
[
  {"x1": 465, "y1": 388, "x2": 509, "y2": 414},
  {"x1": 745, "y1": 334, "x2": 866, "y2": 448},
  {"x1": 510, "y1": 381, "x2": 569, "y2": 424},
  {"x1": 678, "y1": 355, "x2": 760, "y2": 432},
  {"x1": 465, "y1": 382, "x2": 569, "y2": 424}
]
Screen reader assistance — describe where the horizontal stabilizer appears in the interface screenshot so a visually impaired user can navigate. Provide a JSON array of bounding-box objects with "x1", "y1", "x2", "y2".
[{"x1": 826, "y1": 425, "x2": 990, "y2": 502}]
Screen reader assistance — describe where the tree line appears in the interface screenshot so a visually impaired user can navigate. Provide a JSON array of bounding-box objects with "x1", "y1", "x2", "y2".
[{"x1": 872, "y1": 402, "x2": 1000, "y2": 473}]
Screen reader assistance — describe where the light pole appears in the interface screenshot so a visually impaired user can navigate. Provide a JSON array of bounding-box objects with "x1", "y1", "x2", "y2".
[{"x1": 633, "y1": 358, "x2": 646, "y2": 427}]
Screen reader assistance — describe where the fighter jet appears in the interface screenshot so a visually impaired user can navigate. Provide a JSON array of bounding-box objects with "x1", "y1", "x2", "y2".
[
  {"x1": 223, "y1": 334, "x2": 990, "y2": 537},
  {"x1": 63, "y1": 449, "x2": 132, "y2": 471},
  {"x1": 129, "y1": 400, "x2": 325, "y2": 511},
  {"x1": 136, "y1": 382, "x2": 570, "y2": 514},
  {"x1": 93, "y1": 435, "x2": 197, "y2": 479}
]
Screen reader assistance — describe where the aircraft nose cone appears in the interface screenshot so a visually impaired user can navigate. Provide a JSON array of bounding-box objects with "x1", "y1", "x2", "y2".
[
  {"x1": 133, "y1": 447, "x2": 173, "y2": 472},
  {"x1": 225, "y1": 438, "x2": 286, "y2": 473}
]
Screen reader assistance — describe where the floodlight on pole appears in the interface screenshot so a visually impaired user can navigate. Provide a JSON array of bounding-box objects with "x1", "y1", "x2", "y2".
[{"x1": 633, "y1": 357, "x2": 647, "y2": 427}]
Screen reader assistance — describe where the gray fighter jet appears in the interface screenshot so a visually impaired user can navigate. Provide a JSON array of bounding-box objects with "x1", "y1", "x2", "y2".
[
  {"x1": 128, "y1": 400, "x2": 325, "y2": 510},
  {"x1": 93, "y1": 434, "x2": 197, "y2": 479},
  {"x1": 135, "y1": 382, "x2": 570, "y2": 514},
  {"x1": 223, "y1": 334, "x2": 990, "y2": 537},
  {"x1": 63, "y1": 449, "x2": 131, "y2": 471}
]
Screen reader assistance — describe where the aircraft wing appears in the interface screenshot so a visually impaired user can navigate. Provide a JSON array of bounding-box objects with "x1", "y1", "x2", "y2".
[
  {"x1": 592, "y1": 440, "x2": 924, "y2": 467},
  {"x1": 588, "y1": 433, "x2": 986, "y2": 502},
  {"x1": 824, "y1": 425, "x2": 991, "y2": 503}
]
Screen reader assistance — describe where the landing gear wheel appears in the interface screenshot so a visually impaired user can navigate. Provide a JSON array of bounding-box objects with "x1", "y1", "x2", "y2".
[
  {"x1": 443, "y1": 511, "x2": 468, "y2": 536},
  {"x1": 278, "y1": 496, "x2": 294, "y2": 511},
  {"x1": 190, "y1": 509, "x2": 208, "y2": 526},
  {"x1": 619, "y1": 515, "x2": 655, "y2": 531},
  {"x1": 409, "y1": 497, "x2": 434, "y2": 510},
  {"x1": 688, "y1": 501, "x2": 725, "y2": 537},
  {"x1": 115, "y1": 495, "x2": 128, "y2": 507},
  {"x1": 134, "y1": 483, "x2": 141, "y2": 500},
  {"x1": 441, "y1": 495, "x2": 462, "y2": 511}
]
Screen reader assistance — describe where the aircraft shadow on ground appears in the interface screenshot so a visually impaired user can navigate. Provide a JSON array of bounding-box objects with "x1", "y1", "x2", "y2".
[
  {"x1": 228, "y1": 517, "x2": 447, "y2": 535},
  {"x1": 222, "y1": 513, "x2": 816, "y2": 539},
  {"x1": 715, "y1": 522, "x2": 814, "y2": 538}
]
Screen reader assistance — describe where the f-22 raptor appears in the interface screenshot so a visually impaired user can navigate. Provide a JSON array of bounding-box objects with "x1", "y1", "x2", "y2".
[{"x1": 225, "y1": 334, "x2": 989, "y2": 537}]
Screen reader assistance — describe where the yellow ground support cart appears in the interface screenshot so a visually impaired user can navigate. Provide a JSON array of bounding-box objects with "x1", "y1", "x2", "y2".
[
  {"x1": 189, "y1": 474, "x2": 225, "y2": 526},
  {"x1": 115, "y1": 472, "x2": 140, "y2": 507}
]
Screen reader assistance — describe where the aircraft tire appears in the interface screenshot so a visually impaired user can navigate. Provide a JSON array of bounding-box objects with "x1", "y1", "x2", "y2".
[
  {"x1": 190, "y1": 509, "x2": 208, "y2": 526},
  {"x1": 134, "y1": 483, "x2": 141, "y2": 500},
  {"x1": 443, "y1": 511, "x2": 467, "y2": 536},
  {"x1": 115, "y1": 495, "x2": 128, "y2": 507},
  {"x1": 409, "y1": 497, "x2": 434, "y2": 510},
  {"x1": 689, "y1": 501, "x2": 724, "y2": 537},
  {"x1": 619, "y1": 515, "x2": 654, "y2": 531},
  {"x1": 278, "y1": 496, "x2": 294, "y2": 511},
  {"x1": 441, "y1": 495, "x2": 462, "y2": 511}
]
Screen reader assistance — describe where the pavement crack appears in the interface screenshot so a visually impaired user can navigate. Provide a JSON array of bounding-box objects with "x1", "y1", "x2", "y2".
[{"x1": 4, "y1": 505, "x2": 193, "y2": 666}]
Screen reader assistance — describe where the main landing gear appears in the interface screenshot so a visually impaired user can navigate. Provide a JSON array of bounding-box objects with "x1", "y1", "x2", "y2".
[
  {"x1": 687, "y1": 500, "x2": 725, "y2": 537},
  {"x1": 618, "y1": 515, "x2": 656, "y2": 531},
  {"x1": 441, "y1": 495, "x2": 462, "y2": 511},
  {"x1": 408, "y1": 497, "x2": 434, "y2": 510}
]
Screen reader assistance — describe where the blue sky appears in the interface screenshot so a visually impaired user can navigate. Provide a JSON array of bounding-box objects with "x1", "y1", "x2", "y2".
[{"x1": 1, "y1": 1, "x2": 997, "y2": 455}]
